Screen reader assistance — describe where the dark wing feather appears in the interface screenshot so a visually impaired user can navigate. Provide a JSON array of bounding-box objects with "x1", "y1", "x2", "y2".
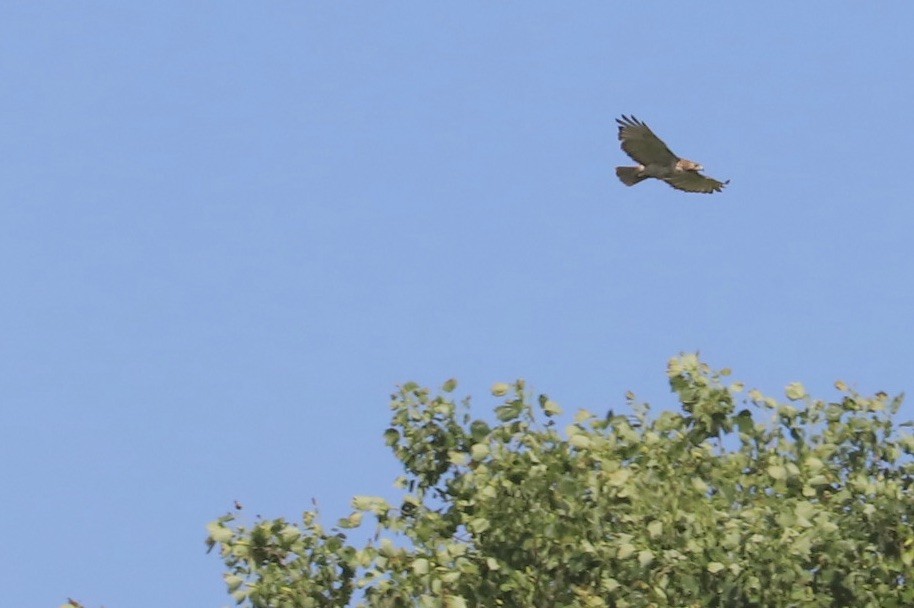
[
  {"x1": 616, "y1": 115, "x2": 679, "y2": 166},
  {"x1": 665, "y1": 171, "x2": 730, "y2": 194}
]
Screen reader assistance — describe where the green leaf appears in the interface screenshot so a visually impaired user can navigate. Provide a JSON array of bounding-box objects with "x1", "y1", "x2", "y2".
[
  {"x1": 617, "y1": 543, "x2": 636, "y2": 559},
  {"x1": 804, "y1": 457, "x2": 824, "y2": 471},
  {"x1": 603, "y1": 577, "x2": 620, "y2": 592},
  {"x1": 767, "y1": 464, "x2": 787, "y2": 480},
  {"x1": 224, "y1": 574, "x2": 244, "y2": 592},
  {"x1": 469, "y1": 517, "x2": 491, "y2": 533},
  {"x1": 206, "y1": 521, "x2": 234, "y2": 544},
  {"x1": 445, "y1": 596, "x2": 467, "y2": 608},
  {"x1": 786, "y1": 382, "x2": 806, "y2": 400},
  {"x1": 384, "y1": 428, "x2": 400, "y2": 446},
  {"x1": 543, "y1": 400, "x2": 563, "y2": 417},
  {"x1": 647, "y1": 521, "x2": 663, "y2": 538},
  {"x1": 570, "y1": 434, "x2": 592, "y2": 449},
  {"x1": 413, "y1": 558, "x2": 429, "y2": 575},
  {"x1": 574, "y1": 409, "x2": 594, "y2": 423},
  {"x1": 279, "y1": 525, "x2": 300, "y2": 542},
  {"x1": 606, "y1": 469, "x2": 631, "y2": 487},
  {"x1": 491, "y1": 382, "x2": 510, "y2": 397},
  {"x1": 339, "y1": 512, "x2": 363, "y2": 528},
  {"x1": 778, "y1": 404, "x2": 798, "y2": 419},
  {"x1": 470, "y1": 443, "x2": 489, "y2": 460},
  {"x1": 637, "y1": 550, "x2": 654, "y2": 567},
  {"x1": 352, "y1": 495, "x2": 385, "y2": 511},
  {"x1": 469, "y1": 420, "x2": 491, "y2": 440},
  {"x1": 495, "y1": 402, "x2": 523, "y2": 421},
  {"x1": 691, "y1": 477, "x2": 709, "y2": 493}
]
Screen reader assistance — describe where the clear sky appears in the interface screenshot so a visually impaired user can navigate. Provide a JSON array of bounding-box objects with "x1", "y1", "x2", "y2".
[{"x1": 3, "y1": 3, "x2": 914, "y2": 606}]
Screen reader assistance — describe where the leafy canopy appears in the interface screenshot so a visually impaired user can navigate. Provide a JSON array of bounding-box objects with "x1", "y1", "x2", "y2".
[{"x1": 208, "y1": 355, "x2": 914, "y2": 607}]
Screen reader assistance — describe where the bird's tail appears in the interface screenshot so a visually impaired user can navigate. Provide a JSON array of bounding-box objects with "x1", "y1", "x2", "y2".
[{"x1": 615, "y1": 166, "x2": 647, "y2": 187}]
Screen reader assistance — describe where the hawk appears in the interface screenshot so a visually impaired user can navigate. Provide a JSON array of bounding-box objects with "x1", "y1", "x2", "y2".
[{"x1": 615, "y1": 115, "x2": 729, "y2": 194}]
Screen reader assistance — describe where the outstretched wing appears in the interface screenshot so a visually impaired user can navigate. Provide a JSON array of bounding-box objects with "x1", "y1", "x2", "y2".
[
  {"x1": 665, "y1": 171, "x2": 729, "y2": 194},
  {"x1": 616, "y1": 115, "x2": 679, "y2": 166}
]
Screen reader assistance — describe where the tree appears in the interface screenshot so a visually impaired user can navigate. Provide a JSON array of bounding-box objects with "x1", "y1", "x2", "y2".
[{"x1": 208, "y1": 355, "x2": 914, "y2": 607}]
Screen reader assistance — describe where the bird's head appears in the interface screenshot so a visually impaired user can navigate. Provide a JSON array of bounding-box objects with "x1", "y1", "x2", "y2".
[
  {"x1": 677, "y1": 159, "x2": 703, "y2": 172},
  {"x1": 676, "y1": 158, "x2": 704, "y2": 171}
]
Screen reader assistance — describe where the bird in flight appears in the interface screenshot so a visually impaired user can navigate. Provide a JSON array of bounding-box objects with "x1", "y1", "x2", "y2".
[{"x1": 615, "y1": 115, "x2": 729, "y2": 194}]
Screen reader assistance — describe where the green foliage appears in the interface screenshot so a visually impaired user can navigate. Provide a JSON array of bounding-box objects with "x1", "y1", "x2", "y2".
[{"x1": 209, "y1": 356, "x2": 914, "y2": 607}]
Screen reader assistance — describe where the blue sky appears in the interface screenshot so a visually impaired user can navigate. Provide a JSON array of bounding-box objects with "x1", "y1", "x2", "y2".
[{"x1": 3, "y1": 3, "x2": 914, "y2": 606}]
